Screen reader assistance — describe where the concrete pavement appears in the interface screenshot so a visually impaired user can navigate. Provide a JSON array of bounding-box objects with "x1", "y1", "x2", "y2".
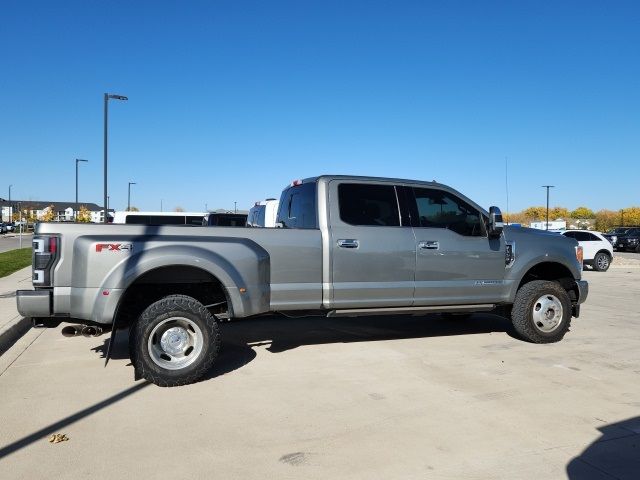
[
  {"x1": 0, "y1": 233, "x2": 32, "y2": 254},
  {"x1": 0, "y1": 269, "x2": 639, "y2": 479},
  {"x1": 0, "y1": 267, "x2": 33, "y2": 358}
]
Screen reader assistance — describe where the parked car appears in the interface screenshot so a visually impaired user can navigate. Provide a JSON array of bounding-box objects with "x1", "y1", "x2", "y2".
[
  {"x1": 17, "y1": 175, "x2": 588, "y2": 387},
  {"x1": 561, "y1": 230, "x2": 613, "y2": 271},
  {"x1": 0, "y1": 223, "x2": 7, "y2": 234},
  {"x1": 602, "y1": 227, "x2": 631, "y2": 248},
  {"x1": 202, "y1": 212, "x2": 247, "y2": 227},
  {"x1": 615, "y1": 228, "x2": 640, "y2": 253},
  {"x1": 247, "y1": 198, "x2": 279, "y2": 227}
]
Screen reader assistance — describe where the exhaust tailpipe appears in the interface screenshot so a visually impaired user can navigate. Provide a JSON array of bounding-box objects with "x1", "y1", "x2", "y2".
[
  {"x1": 61, "y1": 325, "x2": 104, "y2": 338},
  {"x1": 61, "y1": 325, "x2": 83, "y2": 337},
  {"x1": 81, "y1": 326, "x2": 103, "y2": 338}
]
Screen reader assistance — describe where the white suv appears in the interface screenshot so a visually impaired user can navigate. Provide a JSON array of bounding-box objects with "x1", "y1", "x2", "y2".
[{"x1": 562, "y1": 230, "x2": 613, "y2": 272}]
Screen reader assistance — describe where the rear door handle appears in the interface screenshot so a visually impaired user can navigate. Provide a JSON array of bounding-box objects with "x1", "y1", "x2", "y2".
[
  {"x1": 418, "y1": 241, "x2": 439, "y2": 250},
  {"x1": 337, "y1": 239, "x2": 359, "y2": 249}
]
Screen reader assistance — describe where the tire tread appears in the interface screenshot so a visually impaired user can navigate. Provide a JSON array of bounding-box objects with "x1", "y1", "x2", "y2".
[{"x1": 130, "y1": 294, "x2": 220, "y2": 387}]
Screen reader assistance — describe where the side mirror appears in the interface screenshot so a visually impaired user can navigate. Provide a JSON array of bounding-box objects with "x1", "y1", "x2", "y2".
[{"x1": 488, "y1": 206, "x2": 504, "y2": 238}]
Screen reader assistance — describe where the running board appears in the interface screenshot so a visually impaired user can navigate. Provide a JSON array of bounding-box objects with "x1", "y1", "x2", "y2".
[{"x1": 327, "y1": 304, "x2": 495, "y2": 317}]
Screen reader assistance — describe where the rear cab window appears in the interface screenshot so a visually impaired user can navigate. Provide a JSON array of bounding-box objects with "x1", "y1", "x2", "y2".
[{"x1": 276, "y1": 181, "x2": 318, "y2": 229}]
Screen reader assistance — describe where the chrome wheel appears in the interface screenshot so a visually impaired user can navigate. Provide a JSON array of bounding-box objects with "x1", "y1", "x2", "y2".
[
  {"x1": 147, "y1": 317, "x2": 204, "y2": 370},
  {"x1": 531, "y1": 294, "x2": 563, "y2": 333},
  {"x1": 596, "y1": 254, "x2": 609, "y2": 271}
]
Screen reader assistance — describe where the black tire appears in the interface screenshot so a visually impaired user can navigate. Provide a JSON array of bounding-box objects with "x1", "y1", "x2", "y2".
[
  {"x1": 511, "y1": 280, "x2": 572, "y2": 343},
  {"x1": 592, "y1": 252, "x2": 611, "y2": 272},
  {"x1": 130, "y1": 294, "x2": 221, "y2": 387}
]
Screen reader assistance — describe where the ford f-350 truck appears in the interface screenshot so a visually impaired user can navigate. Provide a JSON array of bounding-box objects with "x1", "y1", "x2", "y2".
[{"x1": 16, "y1": 175, "x2": 588, "y2": 387}]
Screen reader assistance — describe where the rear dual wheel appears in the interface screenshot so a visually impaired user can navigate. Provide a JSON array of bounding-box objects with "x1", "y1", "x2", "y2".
[{"x1": 130, "y1": 295, "x2": 221, "y2": 387}]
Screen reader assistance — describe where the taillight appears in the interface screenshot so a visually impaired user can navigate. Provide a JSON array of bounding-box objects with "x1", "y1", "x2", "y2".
[
  {"x1": 575, "y1": 246, "x2": 584, "y2": 265},
  {"x1": 33, "y1": 236, "x2": 59, "y2": 286}
]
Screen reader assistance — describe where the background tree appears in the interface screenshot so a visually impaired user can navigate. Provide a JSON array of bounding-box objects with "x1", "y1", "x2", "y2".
[
  {"x1": 522, "y1": 206, "x2": 546, "y2": 220},
  {"x1": 594, "y1": 209, "x2": 618, "y2": 231},
  {"x1": 126, "y1": 206, "x2": 140, "y2": 212},
  {"x1": 505, "y1": 212, "x2": 530, "y2": 225},
  {"x1": 174, "y1": 206, "x2": 185, "y2": 212},
  {"x1": 621, "y1": 207, "x2": 640, "y2": 226},
  {"x1": 549, "y1": 207, "x2": 570, "y2": 219},
  {"x1": 570, "y1": 206, "x2": 595, "y2": 219},
  {"x1": 76, "y1": 205, "x2": 92, "y2": 223},
  {"x1": 40, "y1": 205, "x2": 56, "y2": 222}
]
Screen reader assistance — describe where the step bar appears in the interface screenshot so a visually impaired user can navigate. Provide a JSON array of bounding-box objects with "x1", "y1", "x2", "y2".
[{"x1": 327, "y1": 304, "x2": 496, "y2": 317}]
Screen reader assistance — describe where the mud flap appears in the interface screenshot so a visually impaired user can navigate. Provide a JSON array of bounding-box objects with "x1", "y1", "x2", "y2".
[{"x1": 104, "y1": 323, "x2": 117, "y2": 367}]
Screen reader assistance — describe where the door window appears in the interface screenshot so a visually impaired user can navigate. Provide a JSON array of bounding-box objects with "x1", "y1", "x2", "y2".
[
  {"x1": 412, "y1": 188, "x2": 485, "y2": 236},
  {"x1": 338, "y1": 184, "x2": 400, "y2": 226}
]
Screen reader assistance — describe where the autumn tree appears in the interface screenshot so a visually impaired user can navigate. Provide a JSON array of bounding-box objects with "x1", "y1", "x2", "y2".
[
  {"x1": 549, "y1": 207, "x2": 569, "y2": 219},
  {"x1": 621, "y1": 207, "x2": 640, "y2": 226},
  {"x1": 126, "y1": 206, "x2": 140, "y2": 212},
  {"x1": 40, "y1": 205, "x2": 56, "y2": 222},
  {"x1": 522, "y1": 206, "x2": 546, "y2": 221},
  {"x1": 593, "y1": 210, "x2": 617, "y2": 231},
  {"x1": 174, "y1": 206, "x2": 185, "y2": 212},
  {"x1": 76, "y1": 205, "x2": 92, "y2": 223},
  {"x1": 570, "y1": 206, "x2": 595, "y2": 219}
]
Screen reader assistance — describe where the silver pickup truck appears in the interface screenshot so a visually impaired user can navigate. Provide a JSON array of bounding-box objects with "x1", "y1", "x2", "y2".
[{"x1": 17, "y1": 175, "x2": 588, "y2": 387}]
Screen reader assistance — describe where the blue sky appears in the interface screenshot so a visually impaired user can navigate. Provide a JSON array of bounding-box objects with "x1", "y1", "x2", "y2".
[{"x1": 1, "y1": 0, "x2": 638, "y2": 213}]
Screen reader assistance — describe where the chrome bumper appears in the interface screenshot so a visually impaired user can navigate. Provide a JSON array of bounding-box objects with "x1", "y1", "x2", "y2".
[{"x1": 16, "y1": 290, "x2": 52, "y2": 318}]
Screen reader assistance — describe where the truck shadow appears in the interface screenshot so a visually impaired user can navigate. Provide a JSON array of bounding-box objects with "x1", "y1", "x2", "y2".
[
  {"x1": 93, "y1": 313, "x2": 516, "y2": 382},
  {"x1": 200, "y1": 312, "x2": 515, "y2": 381},
  {"x1": 566, "y1": 416, "x2": 640, "y2": 479}
]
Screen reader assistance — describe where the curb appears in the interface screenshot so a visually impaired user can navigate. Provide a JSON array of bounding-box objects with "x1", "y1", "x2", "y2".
[{"x1": 0, "y1": 316, "x2": 32, "y2": 357}]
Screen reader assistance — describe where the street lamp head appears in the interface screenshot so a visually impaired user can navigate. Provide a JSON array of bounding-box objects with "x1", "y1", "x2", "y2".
[
  {"x1": 108, "y1": 94, "x2": 128, "y2": 101},
  {"x1": 76, "y1": 158, "x2": 89, "y2": 163}
]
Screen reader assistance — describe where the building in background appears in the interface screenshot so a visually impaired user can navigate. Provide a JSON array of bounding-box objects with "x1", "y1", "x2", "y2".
[
  {"x1": 529, "y1": 219, "x2": 567, "y2": 231},
  {"x1": 0, "y1": 200, "x2": 112, "y2": 223}
]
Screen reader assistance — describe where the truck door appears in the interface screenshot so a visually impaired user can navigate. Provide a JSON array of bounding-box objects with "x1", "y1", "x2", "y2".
[
  {"x1": 405, "y1": 186, "x2": 506, "y2": 305},
  {"x1": 328, "y1": 181, "x2": 416, "y2": 308}
]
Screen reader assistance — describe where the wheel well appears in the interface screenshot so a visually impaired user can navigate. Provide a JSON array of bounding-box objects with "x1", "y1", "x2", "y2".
[
  {"x1": 114, "y1": 265, "x2": 229, "y2": 329},
  {"x1": 595, "y1": 249, "x2": 611, "y2": 258},
  {"x1": 517, "y1": 262, "x2": 578, "y2": 303}
]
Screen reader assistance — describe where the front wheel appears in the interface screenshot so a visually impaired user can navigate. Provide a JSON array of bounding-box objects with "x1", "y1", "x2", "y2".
[
  {"x1": 511, "y1": 280, "x2": 572, "y2": 343},
  {"x1": 130, "y1": 294, "x2": 221, "y2": 387}
]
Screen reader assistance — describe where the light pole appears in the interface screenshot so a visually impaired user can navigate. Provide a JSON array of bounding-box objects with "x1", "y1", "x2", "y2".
[
  {"x1": 75, "y1": 159, "x2": 88, "y2": 219},
  {"x1": 234, "y1": 201, "x2": 237, "y2": 213},
  {"x1": 128, "y1": 182, "x2": 136, "y2": 211},
  {"x1": 104, "y1": 93, "x2": 128, "y2": 223},
  {"x1": 542, "y1": 185, "x2": 555, "y2": 230},
  {"x1": 8, "y1": 184, "x2": 12, "y2": 223}
]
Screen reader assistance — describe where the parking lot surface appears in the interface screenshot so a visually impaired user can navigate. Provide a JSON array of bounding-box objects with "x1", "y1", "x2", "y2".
[
  {"x1": 0, "y1": 267, "x2": 638, "y2": 479},
  {"x1": 0, "y1": 234, "x2": 32, "y2": 254}
]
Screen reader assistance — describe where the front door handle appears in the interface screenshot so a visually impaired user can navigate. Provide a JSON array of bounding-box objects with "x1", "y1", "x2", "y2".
[
  {"x1": 337, "y1": 239, "x2": 359, "y2": 249},
  {"x1": 418, "y1": 241, "x2": 439, "y2": 250}
]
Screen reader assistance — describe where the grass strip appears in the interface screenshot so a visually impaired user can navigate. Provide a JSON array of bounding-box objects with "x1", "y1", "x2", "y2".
[{"x1": 0, "y1": 248, "x2": 32, "y2": 278}]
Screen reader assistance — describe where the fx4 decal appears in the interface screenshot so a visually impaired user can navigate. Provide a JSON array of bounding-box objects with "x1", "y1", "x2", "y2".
[{"x1": 95, "y1": 243, "x2": 133, "y2": 253}]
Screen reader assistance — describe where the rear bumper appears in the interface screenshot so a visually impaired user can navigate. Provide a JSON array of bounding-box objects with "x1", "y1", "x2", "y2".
[{"x1": 16, "y1": 289, "x2": 52, "y2": 317}]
